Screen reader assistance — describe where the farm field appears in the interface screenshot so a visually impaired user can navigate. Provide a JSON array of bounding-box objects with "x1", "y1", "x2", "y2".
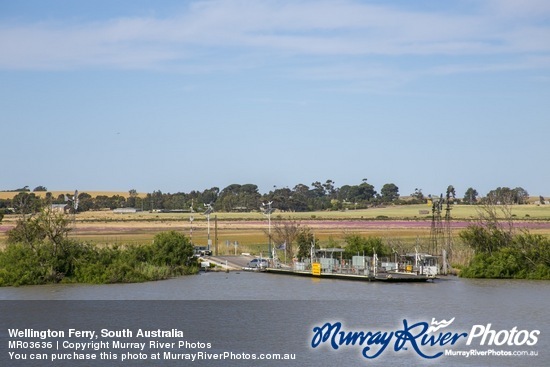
[
  {"x1": 38, "y1": 203, "x2": 550, "y2": 220},
  {"x1": 2, "y1": 204, "x2": 550, "y2": 257}
]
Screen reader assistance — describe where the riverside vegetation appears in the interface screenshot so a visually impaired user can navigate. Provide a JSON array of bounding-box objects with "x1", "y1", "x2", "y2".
[
  {"x1": 0, "y1": 201, "x2": 549, "y2": 285},
  {"x1": 460, "y1": 228, "x2": 550, "y2": 279},
  {"x1": 457, "y1": 202, "x2": 550, "y2": 280},
  {"x1": 0, "y1": 209, "x2": 198, "y2": 286}
]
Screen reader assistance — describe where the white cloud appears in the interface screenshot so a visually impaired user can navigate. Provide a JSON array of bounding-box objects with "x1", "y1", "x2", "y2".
[
  {"x1": 0, "y1": 0, "x2": 548, "y2": 81},
  {"x1": 485, "y1": 0, "x2": 550, "y2": 19}
]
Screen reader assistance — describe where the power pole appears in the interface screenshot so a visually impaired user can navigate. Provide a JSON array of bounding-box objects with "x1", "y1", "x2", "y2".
[{"x1": 215, "y1": 215, "x2": 218, "y2": 256}]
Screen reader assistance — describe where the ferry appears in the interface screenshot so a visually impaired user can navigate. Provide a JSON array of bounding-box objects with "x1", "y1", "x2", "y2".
[{"x1": 265, "y1": 247, "x2": 439, "y2": 283}]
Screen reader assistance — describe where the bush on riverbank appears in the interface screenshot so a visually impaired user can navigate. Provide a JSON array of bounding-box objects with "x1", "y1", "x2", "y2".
[
  {"x1": 459, "y1": 227, "x2": 550, "y2": 279},
  {"x1": 0, "y1": 240, "x2": 199, "y2": 286},
  {"x1": 0, "y1": 219, "x2": 198, "y2": 286}
]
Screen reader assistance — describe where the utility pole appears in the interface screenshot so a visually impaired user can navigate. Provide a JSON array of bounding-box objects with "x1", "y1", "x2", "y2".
[
  {"x1": 214, "y1": 215, "x2": 218, "y2": 256},
  {"x1": 203, "y1": 203, "x2": 214, "y2": 252},
  {"x1": 262, "y1": 201, "x2": 274, "y2": 258},
  {"x1": 189, "y1": 200, "x2": 194, "y2": 245}
]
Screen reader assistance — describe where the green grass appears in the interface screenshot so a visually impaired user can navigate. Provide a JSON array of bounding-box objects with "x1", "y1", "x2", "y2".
[{"x1": 3, "y1": 204, "x2": 547, "y2": 223}]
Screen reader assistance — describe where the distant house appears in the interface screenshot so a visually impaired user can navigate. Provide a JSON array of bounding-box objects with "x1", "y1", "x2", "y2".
[
  {"x1": 113, "y1": 208, "x2": 141, "y2": 214},
  {"x1": 51, "y1": 204, "x2": 68, "y2": 213},
  {"x1": 232, "y1": 206, "x2": 249, "y2": 212}
]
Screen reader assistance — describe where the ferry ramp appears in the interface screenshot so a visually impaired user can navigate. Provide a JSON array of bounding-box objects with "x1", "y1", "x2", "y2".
[{"x1": 204, "y1": 255, "x2": 255, "y2": 270}]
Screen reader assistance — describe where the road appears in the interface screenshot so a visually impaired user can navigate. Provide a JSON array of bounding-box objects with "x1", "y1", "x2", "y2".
[{"x1": 202, "y1": 254, "x2": 255, "y2": 270}]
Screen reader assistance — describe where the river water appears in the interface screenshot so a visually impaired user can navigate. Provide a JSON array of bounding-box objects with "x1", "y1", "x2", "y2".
[{"x1": 0, "y1": 272, "x2": 548, "y2": 366}]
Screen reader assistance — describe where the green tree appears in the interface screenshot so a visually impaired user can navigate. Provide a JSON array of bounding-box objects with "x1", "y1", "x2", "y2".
[
  {"x1": 217, "y1": 184, "x2": 260, "y2": 211},
  {"x1": 7, "y1": 207, "x2": 72, "y2": 249},
  {"x1": 127, "y1": 189, "x2": 138, "y2": 208},
  {"x1": 484, "y1": 186, "x2": 529, "y2": 205},
  {"x1": 512, "y1": 187, "x2": 529, "y2": 204},
  {"x1": 93, "y1": 195, "x2": 111, "y2": 210},
  {"x1": 162, "y1": 193, "x2": 187, "y2": 211},
  {"x1": 269, "y1": 187, "x2": 293, "y2": 211},
  {"x1": 338, "y1": 181, "x2": 376, "y2": 206},
  {"x1": 5, "y1": 207, "x2": 80, "y2": 282},
  {"x1": 217, "y1": 184, "x2": 241, "y2": 211},
  {"x1": 323, "y1": 179, "x2": 337, "y2": 198},
  {"x1": 199, "y1": 187, "x2": 219, "y2": 207},
  {"x1": 409, "y1": 188, "x2": 425, "y2": 204},
  {"x1": 150, "y1": 231, "x2": 195, "y2": 267},
  {"x1": 311, "y1": 181, "x2": 325, "y2": 198},
  {"x1": 77, "y1": 192, "x2": 93, "y2": 212},
  {"x1": 446, "y1": 185, "x2": 456, "y2": 201},
  {"x1": 310, "y1": 180, "x2": 333, "y2": 210},
  {"x1": 295, "y1": 227, "x2": 315, "y2": 261},
  {"x1": 343, "y1": 234, "x2": 389, "y2": 258},
  {"x1": 11, "y1": 192, "x2": 42, "y2": 216},
  {"x1": 411, "y1": 188, "x2": 424, "y2": 201},
  {"x1": 463, "y1": 187, "x2": 478, "y2": 204},
  {"x1": 380, "y1": 183, "x2": 399, "y2": 202},
  {"x1": 145, "y1": 190, "x2": 163, "y2": 211},
  {"x1": 290, "y1": 184, "x2": 310, "y2": 211},
  {"x1": 292, "y1": 183, "x2": 310, "y2": 198},
  {"x1": 357, "y1": 180, "x2": 377, "y2": 202}
]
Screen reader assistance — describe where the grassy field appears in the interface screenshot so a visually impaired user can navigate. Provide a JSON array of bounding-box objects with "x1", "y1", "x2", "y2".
[
  {"x1": 39, "y1": 203, "x2": 550, "y2": 221},
  {"x1": 2, "y1": 204, "x2": 550, "y2": 259}
]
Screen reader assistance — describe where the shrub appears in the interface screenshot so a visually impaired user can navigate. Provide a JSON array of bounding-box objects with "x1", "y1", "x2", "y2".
[
  {"x1": 0, "y1": 243, "x2": 45, "y2": 286},
  {"x1": 460, "y1": 227, "x2": 550, "y2": 279},
  {"x1": 149, "y1": 231, "x2": 195, "y2": 267},
  {"x1": 0, "y1": 231, "x2": 199, "y2": 286}
]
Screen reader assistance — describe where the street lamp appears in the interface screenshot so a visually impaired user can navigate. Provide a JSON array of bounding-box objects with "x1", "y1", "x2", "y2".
[
  {"x1": 203, "y1": 203, "x2": 214, "y2": 252},
  {"x1": 189, "y1": 202, "x2": 194, "y2": 245},
  {"x1": 261, "y1": 201, "x2": 274, "y2": 258}
]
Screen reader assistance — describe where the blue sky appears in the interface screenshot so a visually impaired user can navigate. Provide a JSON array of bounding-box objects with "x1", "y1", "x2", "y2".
[{"x1": 1, "y1": 0, "x2": 549, "y2": 197}]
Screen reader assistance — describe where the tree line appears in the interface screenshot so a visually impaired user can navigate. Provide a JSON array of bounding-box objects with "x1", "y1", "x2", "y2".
[{"x1": 0, "y1": 181, "x2": 535, "y2": 215}]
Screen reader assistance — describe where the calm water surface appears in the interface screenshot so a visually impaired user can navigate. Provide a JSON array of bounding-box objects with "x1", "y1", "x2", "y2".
[{"x1": 0, "y1": 273, "x2": 548, "y2": 366}]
